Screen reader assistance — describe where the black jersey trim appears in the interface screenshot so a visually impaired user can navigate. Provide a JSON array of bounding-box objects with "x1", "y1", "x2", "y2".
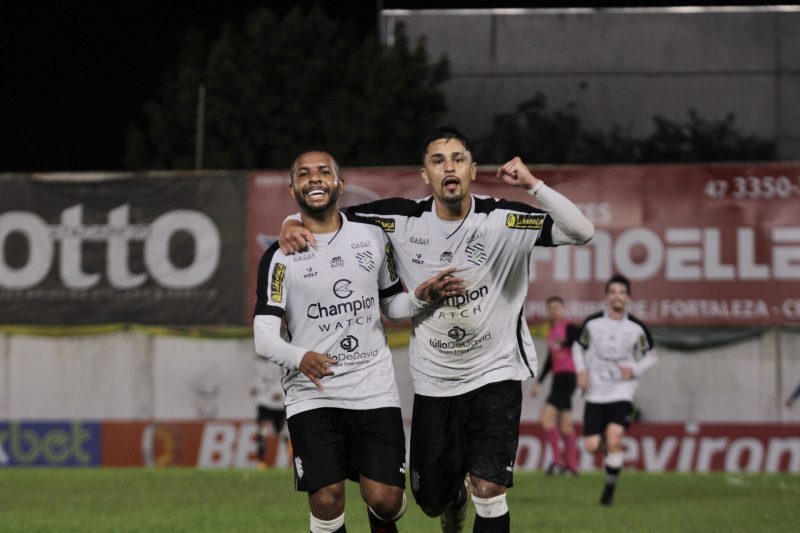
[
  {"x1": 516, "y1": 307, "x2": 535, "y2": 377},
  {"x1": 254, "y1": 304, "x2": 285, "y2": 319},
  {"x1": 254, "y1": 241, "x2": 282, "y2": 318},
  {"x1": 378, "y1": 281, "x2": 404, "y2": 300},
  {"x1": 534, "y1": 216, "x2": 555, "y2": 247},
  {"x1": 474, "y1": 196, "x2": 545, "y2": 215},
  {"x1": 627, "y1": 313, "x2": 655, "y2": 351},
  {"x1": 344, "y1": 197, "x2": 433, "y2": 218},
  {"x1": 576, "y1": 311, "x2": 604, "y2": 349}
]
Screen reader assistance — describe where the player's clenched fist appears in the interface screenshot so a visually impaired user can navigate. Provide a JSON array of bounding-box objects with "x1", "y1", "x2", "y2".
[
  {"x1": 299, "y1": 351, "x2": 336, "y2": 390},
  {"x1": 496, "y1": 157, "x2": 541, "y2": 190}
]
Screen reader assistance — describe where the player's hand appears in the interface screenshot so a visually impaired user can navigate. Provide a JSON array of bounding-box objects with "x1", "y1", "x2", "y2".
[
  {"x1": 530, "y1": 382, "x2": 540, "y2": 397},
  {"x1": 279, "y1": 219, "x2": 317, "y2": 254},
  {"x1": 577, "y1": 370, "x2": 589, "y2": 391},
  {"x1": 298, "y1": 351, "x2": 336, "y2": 390},
  {"x1": 496, "y1": 157, "x2": 540, "y2": 190},
  {"x1": 414, "y1": 267, "x2": 465, "y2": 304},
  {"x1": 619, "y1": 366, "x2": 634, "y2": 380}
]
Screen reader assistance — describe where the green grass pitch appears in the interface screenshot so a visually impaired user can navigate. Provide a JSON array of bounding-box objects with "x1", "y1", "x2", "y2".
[{"x1": 2, "y1": 468, "x2": 798, "y2": 532}]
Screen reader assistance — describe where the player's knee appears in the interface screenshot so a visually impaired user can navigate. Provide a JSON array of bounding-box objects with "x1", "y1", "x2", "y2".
[
  {"x1": 364, "y1": 486, "x2": 404, "y2": 517},
  {"x1": 368, "y1": 491, "x2": 407, "y2": 522},
  {"x1": 583, "y1": 436, "x2": 601, "y2": 453},
  {"x1": 309, "y1": 485, "x2": 345, "y2": 517},
  {"x1": 469, "y1": 477, "x2": 504, "y2": 499}
]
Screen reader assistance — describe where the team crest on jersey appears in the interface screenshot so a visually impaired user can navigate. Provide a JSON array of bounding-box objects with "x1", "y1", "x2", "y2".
[
  {"x1": 448, "y1": 326, "x2": 467, "y2": 341},
  {"x1": 386, "y1": 243, "x2": 399, "y2": 282},
  {"x1": 330, "y1": 256, "x2": 345, "y2": 268},
  {"x1": 366, "y1": 216, "x2": 395, "y2": 233},
  {"x1": 270, "y1": 263, "x2": 286, "y2": 303},
  {"x1": 465, "y1": 243, "x2": 486, "y2": 265},
  {"x1": 506, "y1": 213, "x2": 544, "y2": 229},
  {"x1": 340, "y1": 335, "x2": 359, "y2": 351},
  {"x1": 356, "y1": 251, "x2": 375, "y2": 272},
  {"x1": 440, "y1": 251, "x2": 453, "y2": 263}
]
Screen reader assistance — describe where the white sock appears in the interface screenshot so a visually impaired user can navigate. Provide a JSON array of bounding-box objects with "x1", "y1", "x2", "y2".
[
  {"x1": 472, "y1": 493, "x2": 509, "y2": 518},
  {"x1": 310, "y1": 512, "x2": 344, "y2": 533},
  {"x1": 605, "y1": 451, "x2": 624, "y2": 469}
]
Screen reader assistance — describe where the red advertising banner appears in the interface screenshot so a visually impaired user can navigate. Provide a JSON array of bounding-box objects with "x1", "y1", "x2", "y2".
[
  {"x1": 249, "y1": 164, "x2": 800, "y2": 326},
  {"x1": 93, "y1": 420, "x2": 800, "y2": 473},
  {"x1": 101, "y1": 421, "x2": 292, "y2": 468}
]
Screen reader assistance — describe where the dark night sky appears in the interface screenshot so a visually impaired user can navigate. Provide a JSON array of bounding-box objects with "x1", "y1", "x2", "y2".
[{"x1": 1, "y1": 1, "x2": 785, "y2": 172}]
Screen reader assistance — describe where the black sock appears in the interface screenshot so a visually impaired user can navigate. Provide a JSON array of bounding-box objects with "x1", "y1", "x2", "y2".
[
  {"x1": 256, "y1": 436, "x2": 265, "y2": 460},
  {"x1": 474, "y1": 512, "x2": 510, "y2": 533},
  {"x1": 367, "y1": 507, "x2": 398, "y2": 533},
  {"x1": 605, "y1": 464, "x2": 621, "y2": 487}
]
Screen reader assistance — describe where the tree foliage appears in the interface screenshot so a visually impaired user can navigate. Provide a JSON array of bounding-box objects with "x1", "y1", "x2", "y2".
[
  {"x1": 125, "y1": 6, "x2": 449, "y2": 169},
  {"x1": 477, "y1": 93, "x2": 776, "y2": 164}
]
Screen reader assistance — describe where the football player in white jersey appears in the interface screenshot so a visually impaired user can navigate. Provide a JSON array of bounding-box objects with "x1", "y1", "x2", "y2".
[
  {"x1": 572, "y1": 274, "x2": 658, "y2": 506},
  {"x1": 254, "y1": 151, "x2": 465, "y2": 533},
  {"x1": 279, "y1": 128, "x2": 594, "y2": 533}
]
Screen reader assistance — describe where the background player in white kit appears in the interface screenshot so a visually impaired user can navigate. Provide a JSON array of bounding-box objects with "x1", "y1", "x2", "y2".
[
  {"x1": 254, "y1": 151, "x2": 464, "y2": 533},
  {"x1": 280, "y1": 127, "x2": 595, "y2": 533},
  {"x1": 573, "y1": 274, "x2": 658, "y2": 506},
  {"x1": 250, "y1": 355, "x2": 287, "y2": 469}
]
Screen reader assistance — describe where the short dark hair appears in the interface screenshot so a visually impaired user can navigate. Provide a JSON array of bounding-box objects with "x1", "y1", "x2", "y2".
[
  {"x1": 605, "y1": 273, "x2": 631, "y2": 295},
  {"x1": 421, "y1": 125, "x2": 475, "y2": 162},
  {"x1": 289, "y1": 150, "x2": 341, "y2": 183},
  {"x1": 545, "y1": 295, "x2": 564, "y2": 305}
]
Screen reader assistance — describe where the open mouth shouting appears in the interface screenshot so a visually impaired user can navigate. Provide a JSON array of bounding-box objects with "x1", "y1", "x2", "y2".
[{"x1": 443, "y1": 176, "x2": 461, "y2": 193}]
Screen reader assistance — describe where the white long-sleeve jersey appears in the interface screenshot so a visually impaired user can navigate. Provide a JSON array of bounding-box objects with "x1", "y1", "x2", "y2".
[
  {"x1": 340, "y1": 183, "x2": 594, "y2": 397},
  {"x1": 253, "y1": 213, "x2": 423, "y2": 418},
  {"x1": 572, "y1": 310, "x2": 658, "y2": 403}
]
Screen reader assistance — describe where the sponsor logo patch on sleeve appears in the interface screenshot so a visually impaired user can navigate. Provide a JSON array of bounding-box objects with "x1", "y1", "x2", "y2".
[
  {"x1": 506, "y1": 213, "x2": 545, "y2": 230},
  {"x1": 270, "y1": 263, "x2": 286, "y2": 303},
  {"x1": 368, "y1": 217, "x2": 395, "y2": 233}
]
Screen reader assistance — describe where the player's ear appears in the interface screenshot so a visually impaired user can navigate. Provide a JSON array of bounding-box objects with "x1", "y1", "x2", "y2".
[
  {"x1": 421, "y1": 167, "x2": 430, "y2": 185},
  {"x1": 288, "y1": 183, "x2": 297, "y2": 201},
  {"x1": 470, "y1": 161, "x2": 477, "y2": 181}
]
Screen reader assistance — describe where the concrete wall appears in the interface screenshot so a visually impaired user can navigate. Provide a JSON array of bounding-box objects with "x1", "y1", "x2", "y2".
[
  {"x1": 382, "y1": 6, "x2": 800, "y2": 159},
  {"x1": 2, "y1": 329, "x2": 799, "y2": 424}
]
